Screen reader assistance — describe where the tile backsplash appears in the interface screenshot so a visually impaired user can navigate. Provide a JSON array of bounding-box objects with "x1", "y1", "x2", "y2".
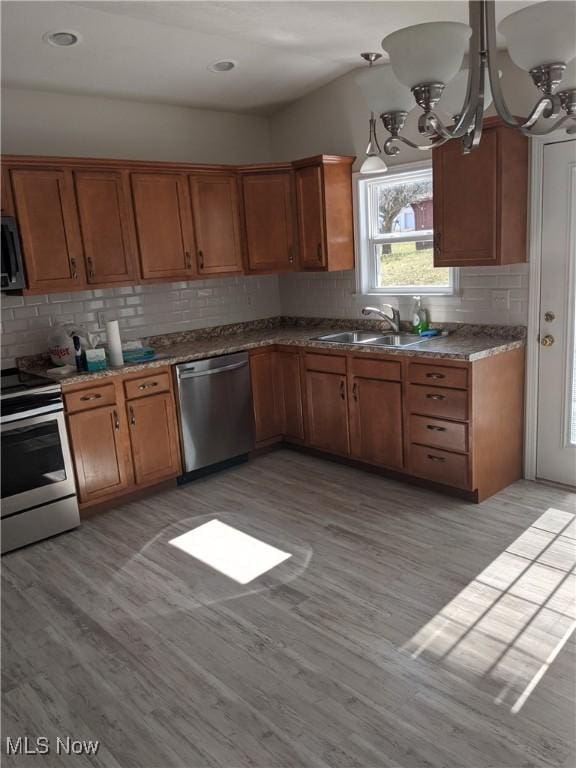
[
  {"x1": 1, "y1": 265, "x2": 529, "y2": 368},
  {"x1": 1, "y1": 275, "x2": 281, "y2": 368},
  {"x1": 279, "y1": 264, "x2": 529, "y2": 327}
]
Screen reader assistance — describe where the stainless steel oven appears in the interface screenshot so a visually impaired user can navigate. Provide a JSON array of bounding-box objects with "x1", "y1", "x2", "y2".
[{"x1": 1, "y1": 369, "x2": 80, "y2": 553}]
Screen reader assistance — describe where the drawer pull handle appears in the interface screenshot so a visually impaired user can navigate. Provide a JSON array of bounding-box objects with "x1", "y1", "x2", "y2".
[
  {"x1": 185, "y1": 251, "x2": 192, "y2": 269},
  {"x1": 138, "y1": 381, "x2": 158, "y2": 390},
  {"x1": 86, "y1": 256, "x2": 95, "y2": 280},
  {"x1": 129, "y1": 406, "x2": 136, "y2": 426},
  {"x1": 340, "y1": 380, "x2": 346, "y2": 400},
  {"x1": 80, "y1": 393, "x2": 102, "y2": 401},
  {"x1": 352, "y1": 382, "x2": 358, "y2": 401},
  {"x1": 426, "y1": 373, "x2": 445, "y2": 379},
  {"x1": 426, "y1": 393, "x2": 446, "y2": 401},
  {"x1": 69, "y1": 257, "x2": 78, "y2": 279},
  {"x1": 113, "y1": 409, "x2": 120, "y2": 431},
  {"x1": 288, "y1": 245, "x2": 295, "y2": 264},
  {"x1": 197, "y1": 250, "x2": 204, "y2": 270},
  {"x1": 427, "y1": 425, "x2": 446, "y2": 432},
  {"x1": 427, "y1": 454, "x2": 446, "y2": 463}
]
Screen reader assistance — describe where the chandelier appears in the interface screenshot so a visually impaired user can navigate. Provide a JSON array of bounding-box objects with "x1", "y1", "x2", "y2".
[{"x1": 356, "y1": 0, "x2": 576, "y2": 173}]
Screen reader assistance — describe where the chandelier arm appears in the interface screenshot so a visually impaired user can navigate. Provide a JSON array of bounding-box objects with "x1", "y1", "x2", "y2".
[
  {"x1": 383, "y1": 133, "x2": 448, "y2": 156},
  {"x1": 448, "y1": 0, "x2": 486, "y2": 139}
]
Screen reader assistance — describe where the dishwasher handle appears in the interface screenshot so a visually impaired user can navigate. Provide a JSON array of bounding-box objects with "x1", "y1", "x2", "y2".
[{"x1": 178, "y1": 360, "x2": 248, "y2": 380}]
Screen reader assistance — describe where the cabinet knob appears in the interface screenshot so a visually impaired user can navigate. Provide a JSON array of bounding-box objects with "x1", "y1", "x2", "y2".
[
  {"x1": 426, "y1": 372, "x2": 445, "y2": 379},
  {"x1": 288, "y1": 246, "x2": 295, "y2": 264},
  {"x1": 426, "y1": 393, "x2": 446, "y2": 401}
]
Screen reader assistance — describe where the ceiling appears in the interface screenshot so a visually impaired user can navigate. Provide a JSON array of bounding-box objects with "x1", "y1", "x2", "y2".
[{"x1": 1, "y1": 1, "x2": 535, "y2": 116}]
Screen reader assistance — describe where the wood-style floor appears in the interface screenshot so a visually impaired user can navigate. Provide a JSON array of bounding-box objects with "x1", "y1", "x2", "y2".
[{"x1": 2, "y1": 450, "x2": 575, "y2": 768}]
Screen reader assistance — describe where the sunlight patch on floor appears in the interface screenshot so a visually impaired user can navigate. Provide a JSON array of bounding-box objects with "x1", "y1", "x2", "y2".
[
  {"x1": 169, "y1": 519, "x2": 292, "y2": 584},
  {"x1": 402, "y1": 507, "x2": 576, "y2": 713}
]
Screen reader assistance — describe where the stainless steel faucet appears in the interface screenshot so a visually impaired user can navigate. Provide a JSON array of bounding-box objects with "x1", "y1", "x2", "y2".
[{"x1": 361, "y1": 305, "x2": 401, "y2": 333}]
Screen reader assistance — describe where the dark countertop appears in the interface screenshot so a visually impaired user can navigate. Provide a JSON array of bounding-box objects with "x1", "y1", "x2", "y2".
[{"x1": 22, "y1": 325, "x2": 525, "y2": 386}]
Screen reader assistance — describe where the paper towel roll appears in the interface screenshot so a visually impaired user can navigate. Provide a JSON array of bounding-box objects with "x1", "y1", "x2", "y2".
[{"x1": 106, "y1": 320, "x2": 124, "y2": 367}]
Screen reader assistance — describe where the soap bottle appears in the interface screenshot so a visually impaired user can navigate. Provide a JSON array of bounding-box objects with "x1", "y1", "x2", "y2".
[{"x1": 410, "y1": 296, "x2": 428, "y2": 335}]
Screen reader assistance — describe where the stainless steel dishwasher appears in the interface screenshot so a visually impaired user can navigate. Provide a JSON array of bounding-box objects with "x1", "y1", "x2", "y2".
[{"x1": 174, "y1": 352, "x2": 254, "y2": 474}]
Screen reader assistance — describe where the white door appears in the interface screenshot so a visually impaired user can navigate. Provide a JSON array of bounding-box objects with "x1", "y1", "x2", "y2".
[{"x1": 536, "y1": 138, "x2": 576, "y2": 486}]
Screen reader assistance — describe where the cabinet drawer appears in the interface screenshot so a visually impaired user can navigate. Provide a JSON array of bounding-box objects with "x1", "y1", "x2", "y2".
[
  {"x1": 304, "y1": 352, "x2": 346, "y2": 375},
  {"x1": 64, "y1": 382, "x2": 116, "y2": 413},
  {"x1": 409, "y1": 444, "x2": 470, "y2": 489},
  {"x1": 407, "y1": 384, "x2": 468, "y2": 420},
  {"x1": 350, "y1": 356, "x2": 401, "y2": 382},
  {"x1": 410, "y1": 414, "x2": 468, "y2": 453},
  {"x1": 408, "y1": 362, "x2": 468, "y2": 389},
  {"x1": 124, "y1": 371, "x2": 170, "y2": 400}
]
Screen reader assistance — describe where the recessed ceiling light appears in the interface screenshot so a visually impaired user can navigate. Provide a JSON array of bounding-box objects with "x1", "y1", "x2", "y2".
[
  {"x1": 207, "y1": 60, "x2": 237, "y2": 73},
  {"x1": 42, "y1": 30, "x2": 82, "y2": 47}
]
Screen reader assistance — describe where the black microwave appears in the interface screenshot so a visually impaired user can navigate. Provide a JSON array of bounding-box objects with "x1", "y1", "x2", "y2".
[{"x1": 1, "y1": 216, "x2": 26, "y2": 291}]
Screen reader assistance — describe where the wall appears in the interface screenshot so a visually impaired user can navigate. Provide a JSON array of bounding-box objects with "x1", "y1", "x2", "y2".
[
  {"x1": 1, "y1": 88, "x2": 271, "y2": 164},
  {"x1": 1, "y1": 277, "x2": 280, "y2": 368},
  {"x1": 1, "y1": 88, "x2": 280, "y2": 368},
  {"x1": 271, "y1": 51, "x2": 534, "y2": 327}
]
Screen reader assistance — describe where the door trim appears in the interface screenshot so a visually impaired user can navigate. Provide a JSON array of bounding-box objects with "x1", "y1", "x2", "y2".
[{"x1": 525, "y1": 132, "x2": 576, "y2": 480}]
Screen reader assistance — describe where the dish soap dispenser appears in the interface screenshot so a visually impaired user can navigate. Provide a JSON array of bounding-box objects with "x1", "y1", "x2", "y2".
[{"x1": 410, "y1": 296, "x2": 428, "y2": 335}]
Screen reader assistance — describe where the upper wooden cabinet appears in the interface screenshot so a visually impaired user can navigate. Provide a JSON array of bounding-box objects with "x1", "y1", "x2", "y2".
[
  {"x1": 130, "y1": 173, "x2": 196, "y2": 281},
  {"x1": 1, "y1": 153, "x2": 356, "y2": 293},
  {"x1": 189, "y1": 174, "x2": 243, "y2": 275},
  {"x1": 74, "y1": 170, "x2": 138, "y2": 285},
  {"x1": 294, "y1": 156, "x2": 355, "y2": 272},
  {"x1": 241, "y1": 170, "x2": 297, "y2": 272},
  {"x1": 432, "y1": 118, "x2": 528, "y2": 267},
  {"x1": 9, "y1": 168, "x2": 85, "y2": 293}
]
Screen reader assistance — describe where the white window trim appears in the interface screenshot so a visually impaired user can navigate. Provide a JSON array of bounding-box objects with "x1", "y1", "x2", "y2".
[{"x1": 353, "y1": 160, "x2": 459, "y2": 297}]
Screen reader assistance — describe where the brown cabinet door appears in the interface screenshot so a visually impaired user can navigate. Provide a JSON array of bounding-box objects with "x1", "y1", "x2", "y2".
[
  {"x1": 74, "y1": 170, "x2": 138, "y2": 285},
  {"x1": 305, "y1": 370, "x2": 349, "y2": 455},
  {"x1": 349, "y1": 377, "x2": 403, "y2": 469},
  {"x1": 277, "y1": 350, "x2": 304, "y2": 441},
  {"x1": 9, "y1": 168, "x2": 85, "y2": 292},
  {"x1": 241, "y1": 172, "x2": 296, "y2": 272},
  {"x1": 127, "y1": 392, "x2": 181, "y2": 485},
  {"x1": 295, "y1": 164, "x2": 326, "y2": 269},
  {"x1": 67, "y1": 405, "x2": 132, "y2": 503},
  {"x1": 131, "y1": 173, "x2": 195, "y2": 280},
  {"x1": 250, "y1": 350, "x2": 281, "y2": 443},
  {"x1": 189, "y1": 174, "x2": 243, "y2": 275},
  {"x1": 433, "y1": 128, "x2": 498, "y2": 266}
]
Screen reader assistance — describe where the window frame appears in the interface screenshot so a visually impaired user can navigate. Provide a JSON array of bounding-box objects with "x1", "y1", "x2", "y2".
[{"x1": 354, "y1": 160, "x2": 458, "y2": 297}]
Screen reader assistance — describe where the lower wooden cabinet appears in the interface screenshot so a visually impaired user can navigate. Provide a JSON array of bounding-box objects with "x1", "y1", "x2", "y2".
[
  {"x1": 127, "y1": 392, "x2": 181, "y2": 485},
  {"x1": 349, "y1": 377, "x2": 403, "y2": 469},
  {"x1": 276, "y1": 348, "x2": 304, "y2": 442},
  {"x1": 67, "y1": 404, "x2": 133, "y2": 504},
  {"x1": 304, "y1": 357, "x2": 350, "y2": 455},
  {"x1": 250, "y1": 349, "x2": 281, "y2": 444},
  {"x1": 64, "y1": 367, "x2": 181, "y2": 507}
]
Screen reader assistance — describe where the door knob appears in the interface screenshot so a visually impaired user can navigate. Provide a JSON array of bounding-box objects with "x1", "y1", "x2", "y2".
[{"x1": 541, "y1": 334, "x2": 555, "y2": 347}]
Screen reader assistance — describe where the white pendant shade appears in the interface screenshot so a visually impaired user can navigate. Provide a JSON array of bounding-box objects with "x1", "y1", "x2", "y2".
[
  {"x1": 498, "y1": 1, "x2": 576, "y2": 72},
  {"x1": 382, "y1": 21, "x2": 471, "y2": 88},
  {"x1": 360, "y1": 155, "x2": 388, "y2": 174},
  {"x1": 439, "y1": 68, "x2": 500, "y2": 117},
  {"x1": 354, "y1": 64, "x2": 414, "y2": 114}
]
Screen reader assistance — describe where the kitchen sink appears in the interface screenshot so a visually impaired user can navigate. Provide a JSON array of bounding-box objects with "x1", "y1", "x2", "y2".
[{"x1": 311, "y1": 331, "x2": 429, "y2": 347}]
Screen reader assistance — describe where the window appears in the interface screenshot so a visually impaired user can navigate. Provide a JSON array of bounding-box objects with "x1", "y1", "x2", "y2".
[{"x1": 355, "y1": 163, "x2": 457, "y2": 295}]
